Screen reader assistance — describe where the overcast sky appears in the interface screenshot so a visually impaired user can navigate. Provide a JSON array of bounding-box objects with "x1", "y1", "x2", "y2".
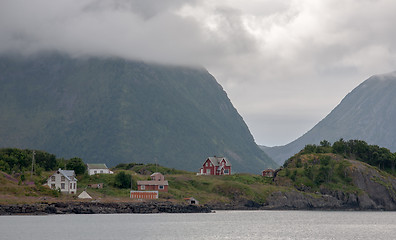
[{"x1": 1, "y1": 0, "x2": 396, "y2": 146}]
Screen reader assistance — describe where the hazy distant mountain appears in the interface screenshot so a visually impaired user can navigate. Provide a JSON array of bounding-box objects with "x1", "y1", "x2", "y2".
[
  {"x1": 0, "y1": 53, "x2": 277, "y2": 173},
  {"x1": 261, "y1": 71, "x2": 396, "y2": 165}
]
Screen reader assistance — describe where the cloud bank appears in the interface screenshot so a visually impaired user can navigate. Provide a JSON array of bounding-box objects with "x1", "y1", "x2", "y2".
[{"x1": 1, "y1": 0, "x2": 396, "y2": 146}]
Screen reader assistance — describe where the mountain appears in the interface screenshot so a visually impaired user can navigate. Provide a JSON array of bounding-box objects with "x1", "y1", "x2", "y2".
[
  {"x1": 0, "y1": 53, "x2": 277, "y2": 173},
  {"x1": 262, "y1": 71, "x2": 396, "y2": 165}
]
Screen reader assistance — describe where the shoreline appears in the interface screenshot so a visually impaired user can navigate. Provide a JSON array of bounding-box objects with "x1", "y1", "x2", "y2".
[
  {"x1": 1, "y1": 199, "x2": 395, "y2": 215},
  {"x1": 0, "y1": 201, "x2": 212, "y2": 215}
]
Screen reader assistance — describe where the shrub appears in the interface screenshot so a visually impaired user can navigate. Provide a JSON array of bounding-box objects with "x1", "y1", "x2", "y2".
[{"x1": 114, "y1": 171, "x2": 132, "y2": 189}]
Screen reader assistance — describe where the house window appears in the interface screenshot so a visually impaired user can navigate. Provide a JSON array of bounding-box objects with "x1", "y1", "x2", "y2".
[
  {"x1": 51, "y1": 184, "x2": 55, "y2": 189},
  {"x1": 206, "y1": 162, "x2": 208, "y2": 167},
  {"x1": 61, "y1": 176, "x2": 65, "y2": 182},
  {"x1": 224, "y1": 169, "x2": 229, "y2": 174},
  {"x1": 94, "y1": 170, "x2": 97, "y2": 174},
  {"x1": 206, "y1": 169, "x2": 211, "y2": 174},
  {"x1": 74, "y1": 183, "x2": 76, "y2": 189},
  {"x1": 159, "y1": 185, "x2": 164, "y2": 190},
  {"x1": 51, "y1": 176, "x2": 55, "y2": 181},
  {"x1": 70, "y1": 183, "x2": 73, "y2": 189},
  {"x1": 61, "y1": 183, "x2": 65, "y2": 189},
  {"x1": 100, "y1": 170, "x2": 103, "y2": 173},
  {"x1": 141, "y1": 185, "x2": 145, "y2": 190}
]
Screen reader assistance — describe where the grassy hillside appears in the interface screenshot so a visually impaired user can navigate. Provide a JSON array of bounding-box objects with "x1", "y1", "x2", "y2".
[
  {"x1": 0, "y1": 166, "x2": 284, "y2": 205},
  {"x1": 0, "y1": 53, "x2": 276, "y2": 173},
  {"x1": 77, "y1": 163, "x2": 281, "y2": 205},
  {"x1": 274, "y1": 141, "x2": 396, "y2": 198},
  {"x1": 0, "y1": 171, "x2": 63, "y2": 204},
  {"x1": 276, "y1": 153, "x2": 359, "y2": 193},
  {"x1": 0, "y1": 148, "x2": 281, "y2": 205},
  {"x1": 3, "y1": 143, "x2": 395, "y2": 209}
]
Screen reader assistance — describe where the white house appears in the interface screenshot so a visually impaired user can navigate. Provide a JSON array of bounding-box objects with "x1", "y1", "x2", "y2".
[
  {"x1": 47, "y1": 168, "x2": 77, "y2": 194},
  {"x1": 87, "y1": 163, "x2": 113, "y2": 175}
]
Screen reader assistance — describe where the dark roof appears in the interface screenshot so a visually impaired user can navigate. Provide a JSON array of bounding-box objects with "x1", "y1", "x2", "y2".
[
  {"x1": 137, "y1": 180, "x2": 169, "y2": 186},
  {"x1": 50, "y1": 168, "x2": 77, "y2": 181},
  {"x1": 207, "y1": 157, "x2": 231, "y2": 166}
]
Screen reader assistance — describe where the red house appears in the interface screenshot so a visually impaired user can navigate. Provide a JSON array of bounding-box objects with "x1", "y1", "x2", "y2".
[
  {"x1": 137, "y1": 172, "x2": 169, "y2": 192},
  {"x1": 199, "y1": 156, "x2": 231, "y2": 175},
  {"x1": 262, "y1": 169, "x2": 275, "y2": 177}
]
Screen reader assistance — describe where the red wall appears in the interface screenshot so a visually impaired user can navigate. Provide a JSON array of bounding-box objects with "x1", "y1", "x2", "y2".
[{"x1": 138, "y1": 184, "x2": 168, "y2": 192}]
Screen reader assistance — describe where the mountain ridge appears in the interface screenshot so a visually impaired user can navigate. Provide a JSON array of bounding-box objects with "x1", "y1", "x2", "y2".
[
  {"x1": 0, "y1": 52, "x2": 277, "y2": 173},
  {"x1": 262, "y1": 71, "x2": 396, "y2": 165}
]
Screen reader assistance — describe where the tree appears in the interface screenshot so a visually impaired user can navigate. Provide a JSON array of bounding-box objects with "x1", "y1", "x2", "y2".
[
  {"x1": 320, "y1": 140, "x2": 331, "y2": 147},
  {"x1": 66, "y1": 157, "x2": 86, "y2": 175},
  {"x1": 114, "y1": 171, "x2": 132, "y2": 189},
  {"x1": 332, "y1": 139, "x2": 347, "y2": 155},
  {"x1": 35, "y1": 151, "x2": 57, "y2": 171},
  {"x1": 303, "y1": 144, "x2": 317, "y2": 154}
]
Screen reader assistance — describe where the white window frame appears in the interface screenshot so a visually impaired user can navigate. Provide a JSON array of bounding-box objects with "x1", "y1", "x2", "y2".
[{"x1": 141, "y1": 185, "x2": 145, "y2": 190}]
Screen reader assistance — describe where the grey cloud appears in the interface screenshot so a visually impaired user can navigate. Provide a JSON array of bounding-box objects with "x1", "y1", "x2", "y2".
[
  {"x1": 83, "y1": 0, "x2": 197, "y2": 20},
  {"x1": 1, "y1": 0, "x2": 396, "y2": 146}
]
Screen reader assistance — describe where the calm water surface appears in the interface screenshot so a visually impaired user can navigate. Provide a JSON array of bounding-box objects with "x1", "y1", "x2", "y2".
[{"x1": 1, "y1": 210, "x2": 396, "y2": 240}]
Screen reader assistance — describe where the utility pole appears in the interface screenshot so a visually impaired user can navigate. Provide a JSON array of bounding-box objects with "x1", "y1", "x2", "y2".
[
  {"x1": 131, "y1": 174, "x2": 133, "y2": 190},
  {"x1": 31, "y1": 150, "x2": 36, "y2": 179}
]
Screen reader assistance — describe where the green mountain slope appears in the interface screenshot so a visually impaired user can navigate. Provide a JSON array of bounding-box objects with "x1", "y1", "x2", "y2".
[
  {"x1": 0, "y1": 53, "x2": 276, "y2": 173},
  {"x1": 261, "y1": 71, "x2": 396, "y2": 165}
]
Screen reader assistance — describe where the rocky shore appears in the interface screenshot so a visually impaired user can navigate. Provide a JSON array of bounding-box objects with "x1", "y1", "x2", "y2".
[
  {"x1": 207, "y1": 190, "x2": 396, "y2": 211},
  {"x1": 2, "y1": 191, "x2": 396, "y2": 215},
  {"x1": 0, "y1": 201, "x2": 212, "y2": 215}
]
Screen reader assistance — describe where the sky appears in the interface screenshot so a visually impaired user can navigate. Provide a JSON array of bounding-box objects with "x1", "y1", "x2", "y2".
[{"x1": 1, "y1": 0, "x2": 396, "y2": 146}]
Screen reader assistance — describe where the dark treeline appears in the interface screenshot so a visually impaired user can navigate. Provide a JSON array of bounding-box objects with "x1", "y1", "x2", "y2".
[
  {"x1": 0, "y1": 148, "x2": 85, "y2": 175},
  {"x1": 300, "y1": 139, "x2": 396, "y2": 173}
]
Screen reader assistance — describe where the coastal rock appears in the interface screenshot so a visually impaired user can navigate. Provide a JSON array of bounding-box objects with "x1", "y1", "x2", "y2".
[
  {"x1": 0, "y1": 201, "x2": 212, "y2": 215},
  {"x1": 261, "y1": 160, "x2": 396, "y2": 211}
]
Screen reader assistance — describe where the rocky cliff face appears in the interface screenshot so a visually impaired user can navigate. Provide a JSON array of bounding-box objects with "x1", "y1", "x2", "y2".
[{"x1": 262, "y1": 160, "x2": 396, "y2": 210}]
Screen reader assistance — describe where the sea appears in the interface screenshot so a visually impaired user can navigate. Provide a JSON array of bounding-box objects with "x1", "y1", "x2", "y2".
[{"x1": 1, "y1": 210, "x2": 396, "y2": 240}]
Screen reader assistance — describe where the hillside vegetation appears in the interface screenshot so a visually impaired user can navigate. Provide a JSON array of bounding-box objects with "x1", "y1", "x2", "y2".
[
  {"x1": 269, "y1": 140, "x2": 396, "y2": 210},
  {"x1": 0, "y1": 147, "x2": 281, "y2": 205},
  {"x1": 276, "y1": 139, "x2": 396, "y2": 191},
  {"x1": 2, "y1": 144, "x2": 396, "y2": 210}
]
